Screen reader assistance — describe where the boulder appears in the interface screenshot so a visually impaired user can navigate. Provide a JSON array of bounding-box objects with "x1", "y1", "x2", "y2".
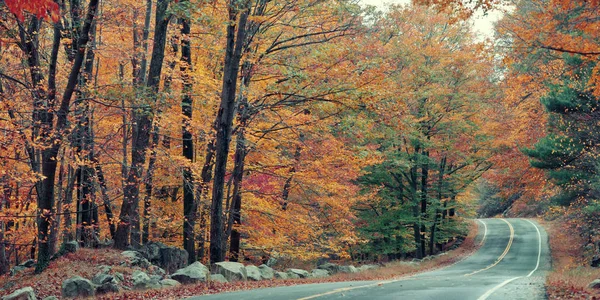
[
  {"x1": 3, "y1": 287, "x2": 36, "y2": 300},
  {"x1": 136, "y1": 242, "x2": 188, "y2": 273},
  {"x1": 148, "y1": 265, "x2": 166, "y2": 277},
  {"x1": 92, "y1": 273, "x2": 116, "y2": 285},
  {"x1": 358, "y1": 264, "x2": 379, "y2": 272},
  {"x1": 310, "y1": 269, "x2": 330, "y2": 278},
  {"x1": 132, "y1": 270, "x2": 160, "y2": 290},
  {"x1": 95, "y1": 282, "x2": 119, "y2": 295},
  {"x1": 213, "y1": 262, "x2": 247, "y2": 282},
  {"x1": 338, "y1": 265, "x2": 358, "y2": 273},
  {"x1": 287, "y1": 268, "x2": 309, "y2": 278},
  {"x1": 159, "y1": 279, "x2": 181, "y2": 287},
  {"x1": 266, "y1": 257, "x2": 277, "y2": 267},
  {"x1": 258, "y1": 264, "x2": 275, "y2": 280},
  {"x1": 42, "y1": 297, "x2": 59, "y2": 300},
  {"x1": 113, "y1": 272, "x2": 124, "y2": 283},
  {"x1": 210, "y1": 274, "x2": 229, "y2": 283},
  {"x1": 19, "y1": 259, "x2": 35, "y2": 268},
  {"x1": 245, "y1": 265, "x2": 263, "y2": 281},
  {"x1": 9, "y1": 266, "x2": 27, "y2": 276},
  {"x1": 317, "y1": 262, "x2": 340, "y2": 274},
  {"x1": 274, "y1": 271, "x2": 289, "y2": 279},
  {"x1": 62, "y1": 276, "x2": 95, "y2": 298},
  {"x1": 138, "y1": 242, "x2": 165, "y2": 261},
  {"x1": 589, "y1": 279, "x2": 600, "y2": 289},
  {"x1": 121, "y1": 251, "x2": 151, "y2": 268},
  {"x1": 97, "y1": 265, "x2": 112, "y2": 274},
  {"x1": 171, "y1": 261, "x2": 209, "y2": 284},
  {"x1": 63, "y1": 241, "x2": 79, "y2": 253},
  {"x1": 158, "y1": 247, "x2": 188, "y2": 274}
]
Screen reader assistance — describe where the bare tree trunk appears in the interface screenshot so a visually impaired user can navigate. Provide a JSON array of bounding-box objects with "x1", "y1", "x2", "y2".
[
  {"x1": 180, "y1": 3, "x2": 197, "y2": 263},
  {"x1": 429, "y1": 156, "x2": 445, "y2": 256},
  {"x1": 210, "y1": 0, "x2": 251, "y2": 264},
  {"x1": 115, "y1": 0, "x2": 171, "y2": 249}
]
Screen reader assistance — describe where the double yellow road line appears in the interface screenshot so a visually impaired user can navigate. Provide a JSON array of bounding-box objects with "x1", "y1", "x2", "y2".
[{"x1": 464, "y1": 218, "x2": 514, "y2": 276}]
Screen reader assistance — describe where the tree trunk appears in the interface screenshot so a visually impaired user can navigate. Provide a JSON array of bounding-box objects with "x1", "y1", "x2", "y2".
[
  {"x1": 210, "y1": 0, "x2": 251, "y2": 264},
  {"x1": 35, "y1": 0, "x2": 100, "y2": 273},
  {"x1": 94, "y1": 163, "x2": 116, "y2": 238},
  {"x1": 179, "y1": 4, "x2": 197, "y2": 263},
  {"x1": 142, "y1": 126, "x2": 159, "y2": 244},
  {"x1": 411, "y1": 145, "x2": 422, "y2": 259},
  {"x1": 114, "y1": 0, "x2": 171, "y2": 249},
  {"x1": 419, "y1": 149, "x2": 429, "y2": 259},
  {"x1": 429, "y1": 156, "x2": 445, "y2": 256}
]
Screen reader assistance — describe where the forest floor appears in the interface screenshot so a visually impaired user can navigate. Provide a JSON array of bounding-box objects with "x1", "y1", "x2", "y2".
[
  {"x1": 542, "y1": 219, "x2": 600, "y2": 299},
  {"x1": 0, "y1": 222, "x2": 480, "y2": 300}
]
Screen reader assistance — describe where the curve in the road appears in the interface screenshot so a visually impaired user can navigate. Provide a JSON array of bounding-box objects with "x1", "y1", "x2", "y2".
[{"x1": 188, "y1": 218, "x2": 549, "y2": 300}]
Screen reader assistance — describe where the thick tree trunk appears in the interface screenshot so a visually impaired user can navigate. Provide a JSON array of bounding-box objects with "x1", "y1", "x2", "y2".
[
  {"x1": 227, "y1": 128, "x2": 247, "y2": 262},
  {"x1": 35, "y1": 0, "x2": 100, "y2": 273},
  {"x1": 114, "y1": 0, "x2": 171, "y2": 249},
  {"x1": 179, "y1": 5, "x2": 197, "y2": 263},
  {"x1": 142, "y1": 126, "x2": 159, "y2": 244},
  {"x1": 210, "y1": 0, "x2": 250, "y2": 264}
]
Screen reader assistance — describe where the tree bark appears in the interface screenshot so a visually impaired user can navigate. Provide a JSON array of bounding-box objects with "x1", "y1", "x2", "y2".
[
  {"x1": 114, "y1": 0, "x2": 171, "y2": 249},
  {"x1": 419, "y1": 149, "x2": 429, "y2": 259},
  {"x1": 210, "y1": 0, "x2": 251, "y2": 264},
  {"x1": 429, "y1": 156, "x2": 445, "y2": 256}
]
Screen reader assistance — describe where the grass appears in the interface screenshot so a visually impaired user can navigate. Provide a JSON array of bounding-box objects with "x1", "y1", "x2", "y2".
[
  {"x1": 542, "y1": 219, "x2": 600, "y2": 299},
  {"x1": 0, "y1": 221, "x2": 480, "y2": 299}
]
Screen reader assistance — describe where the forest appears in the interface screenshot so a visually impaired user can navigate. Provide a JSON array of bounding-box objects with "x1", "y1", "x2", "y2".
[{"x1": 0, "y1": 0, "x2": 599, "y2": 283}]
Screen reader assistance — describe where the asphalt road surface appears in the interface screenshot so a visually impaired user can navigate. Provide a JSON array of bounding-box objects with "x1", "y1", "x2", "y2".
[{"x1": 189, "y1": 218, "x2": 550, "y2": 300}]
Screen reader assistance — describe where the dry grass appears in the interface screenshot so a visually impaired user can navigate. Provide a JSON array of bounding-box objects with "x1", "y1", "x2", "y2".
[
  {"x1": 543, "y1": 219, "x2": 600, "y2": 299},
  {"x1": 0, "y1": 221, "x2": 481, "y2": 299}
]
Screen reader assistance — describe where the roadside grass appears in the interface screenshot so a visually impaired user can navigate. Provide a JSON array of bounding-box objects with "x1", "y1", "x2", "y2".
[
  {"x1": 0, "y1": 221, "x2": 480, "y2": 299},
  {"x1": 543, "y1": 219, "x2": 600, "y2": 299}
]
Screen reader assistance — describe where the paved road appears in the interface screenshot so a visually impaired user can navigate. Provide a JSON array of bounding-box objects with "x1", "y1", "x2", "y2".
[{"x1": 189, "y1": 218, "x2": 550, "y2": 300}]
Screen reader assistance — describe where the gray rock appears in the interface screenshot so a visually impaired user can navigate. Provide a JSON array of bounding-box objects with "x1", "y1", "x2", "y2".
[
  {"x1": 62, "y1": 276, "x2": 95, "y2": 298},
  {"x1": 63, "y1": 241, "x2": 79, "y2": 253},
  {"x1": 358, "y1": 264, "x2": 379, "y2": 272},
  {"x1": 171, "y1": 261, "x2": 209, "y2": 284},
  {"x1": 158, "y1": 247, "x2": 188, "y2": 274},
  {"x1": 213, "y1": 262, "x2": 247, "y2": 282},
  {"x1": 95, "y1": 282, "x2": 119, "y2": 295},
  {"x1": 287, "y1": 268, "x2": 309, "y2": 278},
  {"x1": 3, "y1": 287, "x2": 36, "y2": 300},
  {"x1": 159, "y1": 279, "x2": 181, "y2": 287},
  {"x1": 42, "y1": 297, "x2": 59, "y2": 300},
  {"x1": 245, "y1": 265, "x2": 263, "y2": 281},
  {"x1": 589, "y1": 279, "x2": 600, "y2": 289},
  {"x1": 258, "y1": 264, "x2": 275, "y2": 280},
  {"x1": 132, "y1": 270, "x2": 160, "y2": 290},
  {"x1": 92, "y1": 273, "x2": 116, "y2": 285},
  {"x1": 9, "y1": 266, "x2": 27, "y2": 276},
  {"x1": 266, "y1": 257, "x2": 277, "y2": 267},
  {"x1": 274, "y1": 271, "x2": 289, "y2": 279},
  {"x1": 310, "y1": 269, "x2": 330, "y2": 278},
  {"x1": 148, "y1": 265, "x2": 166, "y2": 277},
  {"x1": 138, "y1": 242, "x2": 188, "y2": 273},
  {"x1": 286, "y1": 271, "x2": 300, "y2": 279},
  {"x1": 19, "y1": 259, "x2": 35, "y2": 268},
  {"x1": 209, "y1": 274, "x2": 229, "y2": 283},
  {"x1": 338, "y1": 265, "x2": 358, "y2": 273},
  {"x1": 139, "y1": 242, "x2": 164, "y2": 261},
  {"x1": 97, "y1": 265, "x2": 112, "y2": 274},
  {"x1": 121, "y1": 251, "x2": 151, "y2": 268},
  {"x1": 317, "y1": 262, "x2": 340, "y2": 274},
  {"x1": 113, "y1": 272, "x2": 124, "y2": 282}
]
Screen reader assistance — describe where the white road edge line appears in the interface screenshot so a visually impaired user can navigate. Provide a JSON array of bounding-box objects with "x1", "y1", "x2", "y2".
[
  {"x1": 477, "y1": 219, "x2": 543, "y2": 300},
  {"x1": 523, "y1": 219, "x2": 542, "y2": 277},
  {"x1": 477, "y1": 219, "x2": 488, "y2": 246},
  {"x1": 476, "y1": 277, "x2": 521, "y2": 300}
]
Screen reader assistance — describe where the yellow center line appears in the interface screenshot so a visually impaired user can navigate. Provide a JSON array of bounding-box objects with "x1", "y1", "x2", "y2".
[{"x1": 464, "y1": 218, "x2": 514, "y2": 276}]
